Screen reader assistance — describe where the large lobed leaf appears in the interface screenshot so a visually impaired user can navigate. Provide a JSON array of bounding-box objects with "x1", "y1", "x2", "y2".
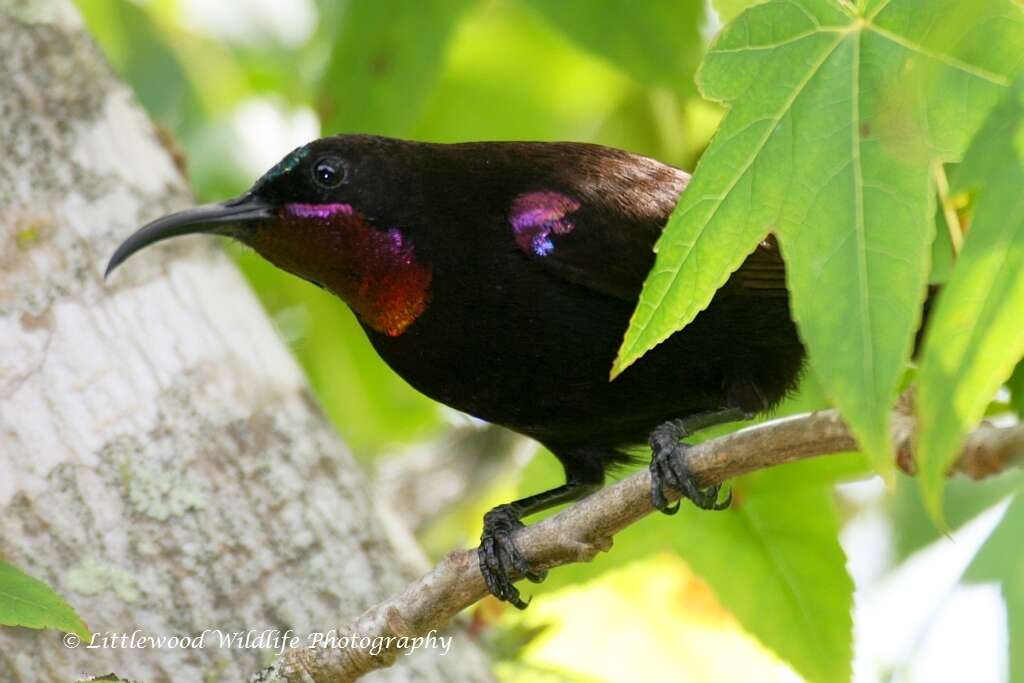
[
  {"x1": 916, "y1": 78, "x2": 1024, "y2": 519},
  {"x1": 614, "y1": 0, "x2": 1024, "y2": 483},
  {"x1": 0, "y1": 561, "x2": 90, "y2": 640}
]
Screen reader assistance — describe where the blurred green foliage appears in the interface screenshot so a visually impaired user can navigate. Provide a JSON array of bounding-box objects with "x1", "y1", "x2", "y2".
[
  {"x1": 78, "y1": 2, "x2": 1024, "y2": 682},
  {"x1": 318, "y1": 0, "x2": 474, "y2": 136}
]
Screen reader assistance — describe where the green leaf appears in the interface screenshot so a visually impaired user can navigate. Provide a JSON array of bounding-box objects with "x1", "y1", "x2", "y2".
[
  {"x1": 317, "y1": 0, "x2": 473, "y2": 136},
  {"x1": 520, "y1": 0, "x2": 704, "y2": 96},
  {"x1": 668, "y1": 476, "x2": 852, "y2": 683},
  {"x1": 963, "y1": 491, "x2": 1024, "y2": 683},
  {"x1": 614, "y1": 0, "x2": 1023, "y2": 484},
  {"x1": 916, "y1": 78, "x2": 1024, "y2": 520},
  {"x1": 0, "y1": 561, "x2": 90, "y2": 639}
]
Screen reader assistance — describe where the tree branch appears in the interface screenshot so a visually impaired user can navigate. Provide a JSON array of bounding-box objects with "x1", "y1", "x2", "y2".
[{"x1": 253, "y1": 409, "x2": 1024, "y2": 683}]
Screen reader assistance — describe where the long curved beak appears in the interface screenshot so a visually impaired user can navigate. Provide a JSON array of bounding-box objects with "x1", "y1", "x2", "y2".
[{"x1": 105, "y1": 194, "x2": 274, "y2": 278}]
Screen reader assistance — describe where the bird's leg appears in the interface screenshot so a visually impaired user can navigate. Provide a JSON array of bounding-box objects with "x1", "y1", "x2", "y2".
[
  {"x1": 479, "y1": 481, "x2": 599, "y2": 609},
  {"x1": 649, "y1": 406, "x2": 752, "y2": 514}
]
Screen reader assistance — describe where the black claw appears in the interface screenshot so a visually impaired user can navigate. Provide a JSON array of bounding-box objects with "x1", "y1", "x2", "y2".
[
  {"x1": 650, "y1": 479, "x2": 665, "y2": 510},
  {"x1": 649, "y1": 421, "x2": 731, "y2": 513},
  {"x1": 649, "y1": 459, "x2": 681, "y2": 514},
  {"x1": 650, "y1": 470, "x2": 667, "y2": 510},
  {"x1": 477, "y1": 504, "x2": 544, "y2": 609}
]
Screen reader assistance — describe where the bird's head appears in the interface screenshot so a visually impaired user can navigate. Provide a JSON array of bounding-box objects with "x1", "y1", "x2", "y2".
[{"x1": 107, "y1": 135, "x2": 434, "y2": 337}]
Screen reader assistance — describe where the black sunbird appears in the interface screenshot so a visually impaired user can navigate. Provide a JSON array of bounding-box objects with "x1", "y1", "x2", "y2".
[{"x1": 107, "y1": 135, "x2": 805, "y2": 607}]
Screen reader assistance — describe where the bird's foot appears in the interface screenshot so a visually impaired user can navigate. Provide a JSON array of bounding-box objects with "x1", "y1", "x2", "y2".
[
  {"x1": 478, "y1": 504, "x2": 547, "y2": 609},
  {"x1": 649, "y1": 420, "x2": 732, "y2": 514}
]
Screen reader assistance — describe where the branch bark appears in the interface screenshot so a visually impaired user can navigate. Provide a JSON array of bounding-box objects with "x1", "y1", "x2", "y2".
[{"x1": 257, "y1": 408, "x2": 1023, "y2": 683}]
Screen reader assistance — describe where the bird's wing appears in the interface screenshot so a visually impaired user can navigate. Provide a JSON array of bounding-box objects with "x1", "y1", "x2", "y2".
[
  {"x1": 506, "y1": 187, "x2": 787, "y2": 302},
  {"x1": 506, "y1": 189, "x2": 660, "y2": 300}
]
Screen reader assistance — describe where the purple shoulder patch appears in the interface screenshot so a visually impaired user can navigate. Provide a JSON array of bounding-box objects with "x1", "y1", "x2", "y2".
[{"x1": 509, "y1": 191, "x2": 581, "y2": 257}]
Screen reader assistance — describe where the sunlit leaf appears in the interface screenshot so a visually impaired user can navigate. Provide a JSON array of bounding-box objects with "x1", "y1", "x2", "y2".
[
  {"x1": 0, "y1": 561, "x2": 90, "y2": 640},
  {"x1": 515, "y1": 556, "x2": 812, "y2": 683},
  {"x1": 615, "y1": 0, "x2": 1024, "y2": 484},
  {"x1": 916, "y1": 78, "x2": 1024, "y2": 519}
]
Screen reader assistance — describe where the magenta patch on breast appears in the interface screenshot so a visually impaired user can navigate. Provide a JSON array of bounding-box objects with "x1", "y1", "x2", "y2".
[
  {"x1": 509, "y1": 191, "x2": 581, "y2": 257},
  {"x1": 264, "y1": 203, "x2": 432, "y2": 337}
]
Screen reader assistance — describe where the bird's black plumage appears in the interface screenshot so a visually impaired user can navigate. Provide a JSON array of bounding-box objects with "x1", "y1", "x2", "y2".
[{"x1": 107, "y1": 135, "x2": 806, "y2": 607}]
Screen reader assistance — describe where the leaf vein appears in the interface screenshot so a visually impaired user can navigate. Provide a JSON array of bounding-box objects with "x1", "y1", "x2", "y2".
[
  {"x1": 850, "y1": 27, "x2": 877, "y2": 408},
  {"x1": 866, "y1": 23, "x2": 1009, "y2": 87}
]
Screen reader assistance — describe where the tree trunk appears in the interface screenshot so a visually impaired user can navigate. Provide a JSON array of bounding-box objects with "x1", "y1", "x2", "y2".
[{"x1": 0, "y1": 3, "x2": 492, "y2": 681}]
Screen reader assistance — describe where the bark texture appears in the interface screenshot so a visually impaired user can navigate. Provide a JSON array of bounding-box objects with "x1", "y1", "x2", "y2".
[{"x1": 0, "y1": 3, "x2": 492, "y2": 682}]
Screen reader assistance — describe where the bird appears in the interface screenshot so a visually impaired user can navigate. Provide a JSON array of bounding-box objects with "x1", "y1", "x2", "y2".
[{"x1": 107, "y1": 134, "x2": 806, "y2": 608}]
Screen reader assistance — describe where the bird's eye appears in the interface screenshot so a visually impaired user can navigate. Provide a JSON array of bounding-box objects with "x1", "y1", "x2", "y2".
[{"x1": 312, "y1": 156, "x2": 346, "y2": 188}]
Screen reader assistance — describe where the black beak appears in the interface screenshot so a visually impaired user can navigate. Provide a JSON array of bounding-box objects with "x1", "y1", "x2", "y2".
[{"x1": 105, "y1": 194, "x2": 275, "y2": 278}]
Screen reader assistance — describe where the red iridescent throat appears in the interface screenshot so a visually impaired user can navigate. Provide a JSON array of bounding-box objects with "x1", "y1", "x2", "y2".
[{"x1": 251, "y1": 203, "x2": 432, "y2": 336}]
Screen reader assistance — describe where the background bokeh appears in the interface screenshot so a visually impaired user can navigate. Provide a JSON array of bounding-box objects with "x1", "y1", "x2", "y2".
[{"x1": 77, "y1": 2, "x2": 1021, "y2": 681}]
